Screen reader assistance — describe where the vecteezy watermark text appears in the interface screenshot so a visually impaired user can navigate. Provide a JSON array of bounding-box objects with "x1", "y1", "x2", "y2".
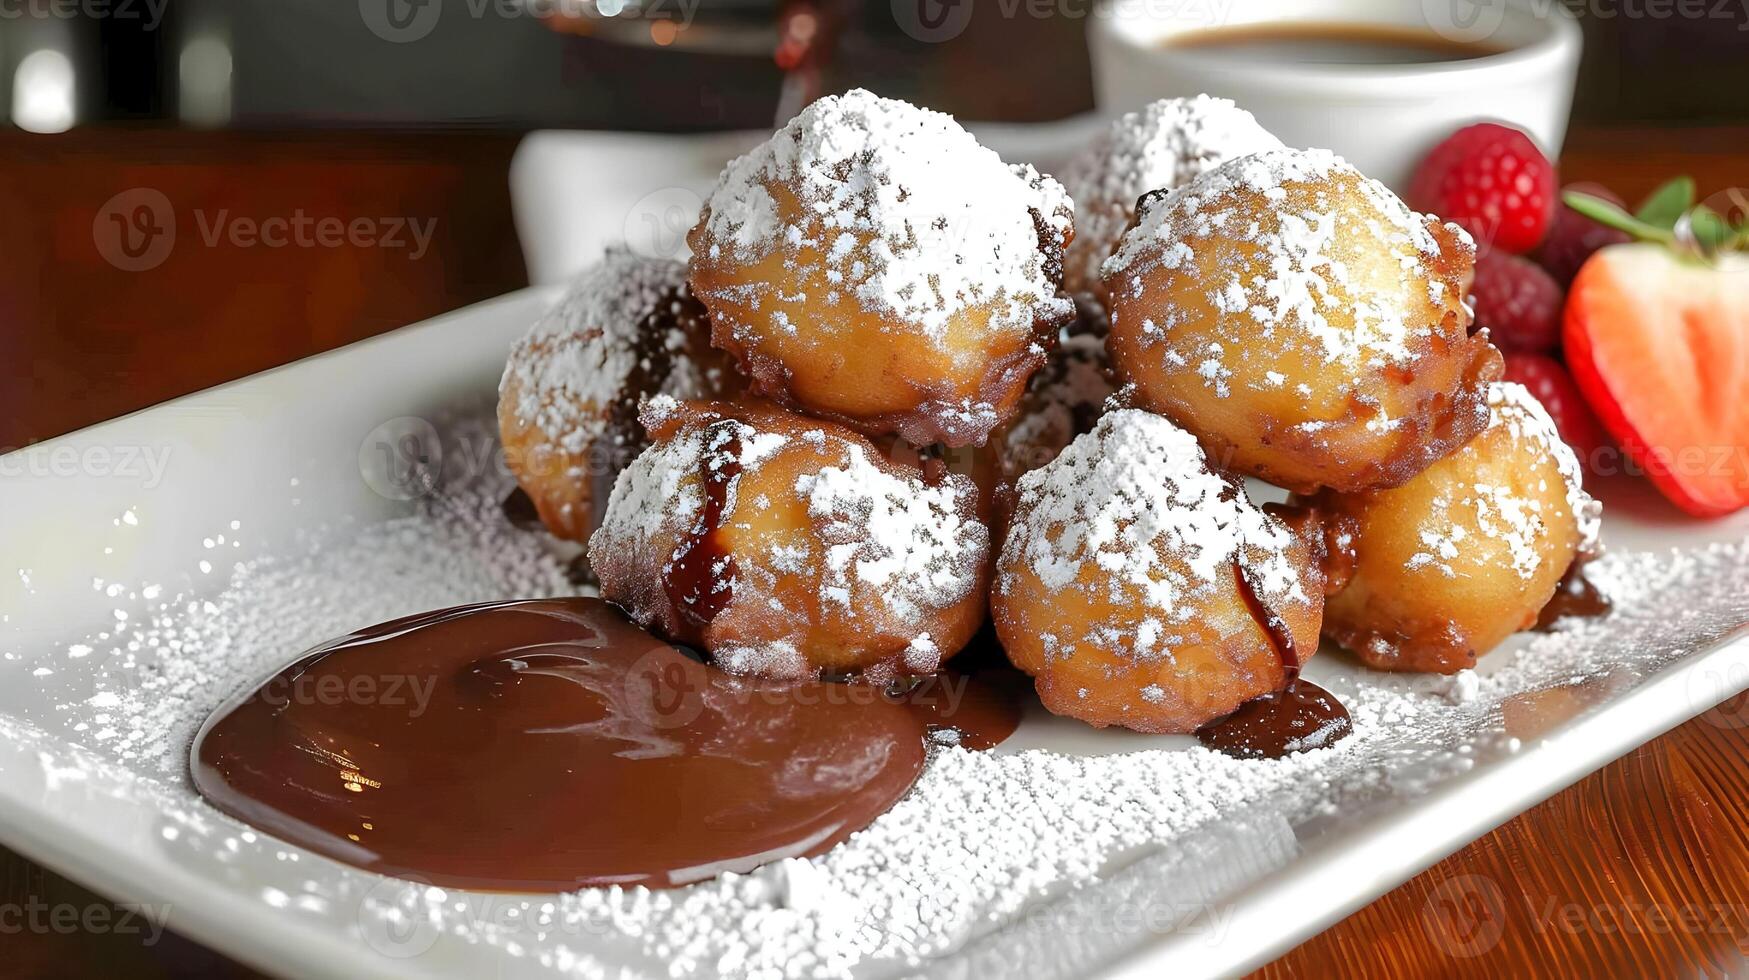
[
  {"x1": 894, "y1": 0, "x2": 1230, "y2": 42},
  {"x1": 192, "y1": 210, "x2": 435, "y2": 259},
  {"x1": 257, "y1": 672, "x2": 439, "y2": 717},
  {"x1": 0, "y1": 0, "x2": 168, "y2": 27},
  {"x1": 0, "y1": 898, "x2": 171, "y2": 945},
  {"x1": 94, "y1": 188, "x2": 437, "y2": 273},
  {"x1": 1424, "y1": 0, "x2": 1749, "y2": 43},
  {"x1": 0, "y1": 443, "x2": 173, "y2": 488},
  {"x1": 359, "y1": 0, "x2": 703, "y2": 44}
]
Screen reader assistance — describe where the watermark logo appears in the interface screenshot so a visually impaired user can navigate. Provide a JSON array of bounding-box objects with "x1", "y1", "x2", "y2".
[
  {"x1": 360, "y1": 0, "x2": 443, "y2": 42},
  {"x1": 625, "y1": 647, "x2": 709, "y2": 730},
  {"x1": 357, "y1": 876, "x2": 442, "y2": 959},
  {"x1": 623, "y1": 187, "x2": 703, "y2": 262},
  {"x1": 1681, "y1": 187, "x2": 1749, "y2": 272},
  {"x1": 893, "y1": 0, "x2": 974, "y2": 41},
  {"x1": 1422, "y1": 873, "x2": 1507, "y2": 957},
  {"x1": 93, "y1": 189, "x2": 437, "y2": 272},
  {"x1": 359, "y1": 417, "x2": 445, "y2": 501},
  {"x1": 1688, "y1": 659, "x2": 1749, "y2": 730},
  {"x1": 1423, "y1": 0, "x2": 1510, "y2": 42},
  {"x1": 94, "y1": 188, "x2": 176, "y2": 272}
]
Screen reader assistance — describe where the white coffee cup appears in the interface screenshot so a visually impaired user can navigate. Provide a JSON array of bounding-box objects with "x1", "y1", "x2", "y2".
[{"x1": 1088, "y1": 0, "x2": 1582, "y2": 190}]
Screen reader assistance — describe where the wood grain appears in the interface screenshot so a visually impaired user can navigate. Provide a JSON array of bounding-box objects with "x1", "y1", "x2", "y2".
[{"x1": 0, "y1": 128, "x2": 526, "y2": 449}]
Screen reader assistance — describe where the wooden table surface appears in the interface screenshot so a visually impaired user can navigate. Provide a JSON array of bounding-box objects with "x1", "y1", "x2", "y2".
[{"x1": 1, "y1": 124, "x2": 1746, "y2": 978}]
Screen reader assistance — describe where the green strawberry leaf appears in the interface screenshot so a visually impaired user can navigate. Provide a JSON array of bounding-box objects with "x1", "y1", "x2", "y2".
[
  {"x1": 1636, "y1": 176, "x2": 1695, "y2": 229},
  {"x1": 1565, "y1": 191, "x2": 1675, "y2": 245}
]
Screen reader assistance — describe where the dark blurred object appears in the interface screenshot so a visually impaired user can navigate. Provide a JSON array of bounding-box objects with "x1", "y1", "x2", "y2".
[
  {"x1": 96, "y1": 3, "x2": 174, "y2": 119},
  {"x1": 1573, "y1": 9, "x2": 1749, "y2": 124},
  {"x1": 8, "y1": 1, "x2": 1749, "y2": 132}
]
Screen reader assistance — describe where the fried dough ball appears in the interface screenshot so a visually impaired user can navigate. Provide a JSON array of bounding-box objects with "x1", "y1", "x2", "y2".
[
  {"x1": 1058, "y1": 96, "x2": 1283, "y2": 303},
  {"x1": 1311, "y1": 382, "x2": 1603, "y2": 674},
  {"x1": 1103, "y1": 148, "x2": 1501, "y2": 494},
  {"x1": 589, "y1": 397, "x2": 990, "y2": 679},
  {"x1": 687, "y1": 88, "x2": 1076, "y2": 448},
  {"x1": 498, "y1": 249, "x2": 741, "y2": 542},
  {"x1": 992, "y1": 409, "x2": 1324, "y2": 733}
]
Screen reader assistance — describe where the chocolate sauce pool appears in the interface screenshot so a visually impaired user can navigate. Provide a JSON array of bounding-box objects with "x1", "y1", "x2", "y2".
[
  {"x1": 1195, "y1": 557, "x2": 1354, "y2": 760},
  {"x1": 191, "y1": 598, "x2": 1018, "y2": 892},
  {"x1": 1536, "y1": 561, "x2": 1612, "y2": 630}
]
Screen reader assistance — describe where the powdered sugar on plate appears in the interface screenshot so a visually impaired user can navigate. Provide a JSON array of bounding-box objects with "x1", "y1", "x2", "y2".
[
  {"x1": 10, "y1": 405, "x2": 1749, "y2": 979},
  {"x1": 1058, "y1": 96, "x2": 1283, "y2": 296}
]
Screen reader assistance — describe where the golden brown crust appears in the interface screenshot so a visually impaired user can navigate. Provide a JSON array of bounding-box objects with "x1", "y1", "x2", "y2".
[
  {"x1": 991, "y1": 410, "x2": 1324, "y2": 733},
  {"x1": 498, "y1": 253, "x2": 741, "y2": 543},
  {"x1": 1103, "y1": 150, "x2": 1499, "y2": 494},
  {"x1": 1306, "y1": 385, "x2": 1596, "y2": 674},
  {"x1": 685, "y1": 90, "x2": 1076, "y2": 448},
  {"x1": 590, "y1": 398, "x2": 991, "y2": 680}
]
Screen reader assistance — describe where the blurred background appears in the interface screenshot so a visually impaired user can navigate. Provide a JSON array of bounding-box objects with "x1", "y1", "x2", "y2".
[{"x1": 0, "y1": 0, "x2": 1745, "y2": 447}]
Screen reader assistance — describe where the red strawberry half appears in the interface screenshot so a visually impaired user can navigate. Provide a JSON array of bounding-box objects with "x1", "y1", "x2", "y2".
[{"x1": 1564, "y1": 242, "x2": 1749, "y2": 516}]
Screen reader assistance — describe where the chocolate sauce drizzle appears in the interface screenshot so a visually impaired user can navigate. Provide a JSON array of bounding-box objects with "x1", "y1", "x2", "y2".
[
  {"x1": 662, "y1": 422, "x2": 742, "y2": 629},
  {"x1": 1535, "y1": 560, "x2": 1611, "y2": 631},
  {"x1": 191, "y1": 598, "x2": 1019, "y2": 893},
  {"x1": 591, "y1": 286, "x2": 704, "y2": 533},
  {"x1": 499, "y1": 486, "x2": 543, "y2": 531},
  {"x1": 1195, "y1": 555, "x2": 1353, "y2": 761}
]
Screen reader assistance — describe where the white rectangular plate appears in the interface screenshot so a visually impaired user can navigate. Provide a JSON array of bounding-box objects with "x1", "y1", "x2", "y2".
[{"x1": 4, "y1": 125, "x2": 1749, "y2": 980}]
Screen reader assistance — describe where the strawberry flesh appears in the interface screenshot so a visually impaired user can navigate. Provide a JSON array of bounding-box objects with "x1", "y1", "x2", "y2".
[{"x1": 1563, "y1": 242, "x2": 1749, "y2": 516}]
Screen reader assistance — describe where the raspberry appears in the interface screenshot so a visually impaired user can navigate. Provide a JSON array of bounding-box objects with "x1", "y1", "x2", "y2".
[
  {"x1": 1501, "y1": 352, "x2": 1611, "y2": 468},
  {"x1": 1535, "y1": 182, "x2": 1633, "y2": 286},
  {"x1": 1470, "y1": 250, "x2": 1564, "y2": 353},
  {"x1": 1407, "y1": 123, "x2": 1557, "y2": 254}
]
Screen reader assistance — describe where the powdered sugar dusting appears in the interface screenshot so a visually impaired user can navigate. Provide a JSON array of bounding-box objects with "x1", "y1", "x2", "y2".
[
  {"x1": 501, "y1": 249, "x2": 720, "y2": 455},
  {"x1": 1059, "y1": 96, "x2": 1282, "y2": 295},
  {"x1": 999, "y1": 409, "x2": 1305, "y2": 660},
  {"x1": 1492, "y1": 381, "x2": 1604, "y2": 557},
  {"x1": 589, "y1": 405, "x2": 987, "y2": 676},
  {"x1": 697, "y1": 88, "x2": 1073, "y2": 342},
  {"x1": 1104, "y1": 147, "x2": 1469, "y2": 372},
  {"x1": 1406, "y1": 383, "x2": 1603, "y2": 579},
  {"x1": 796, "y1": 452, "x2": 982, "y2": 620}
]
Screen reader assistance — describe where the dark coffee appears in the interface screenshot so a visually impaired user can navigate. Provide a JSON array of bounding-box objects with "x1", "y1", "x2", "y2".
[{"x1": 1169, "y1": 23, "x2": 1505, "y2": 66}]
